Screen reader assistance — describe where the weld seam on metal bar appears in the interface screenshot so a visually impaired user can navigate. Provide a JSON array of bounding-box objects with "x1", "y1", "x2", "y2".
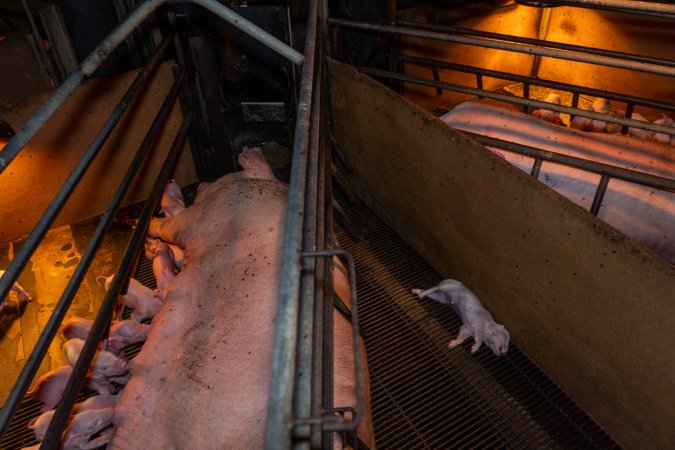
[
  {"x1": 464, "y1": 131, "x2": 675, "y2": 191},
  {"x1": 40, "y1": 112, "x2": 193, "y2": 449},
  {"x1": 0, "y1": 69, "x2": 186, "y2": 441},
  {"x1": 356, "y1": 65, "x2": 675, "y2": 137},
  {"x1": 265, "y1": 0, "x2": 319, "y2": 447},
  {"x1": 329, "y1": 18, "x2": 675, "y2": 77},
  {"x1": 0, "y1": 30, "x2": 175, "y2": 313},
  {"x1": 399, "y1": 55, "x2": 675, "y2": 114}
]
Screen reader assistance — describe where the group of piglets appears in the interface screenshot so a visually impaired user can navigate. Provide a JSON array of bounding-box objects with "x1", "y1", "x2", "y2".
[
  {"x1": 532, "y1": 93, "x2": 675, "y2": 144},
  {"x1": 23, "y1": 179, "x2": 186, "y2": 449}
]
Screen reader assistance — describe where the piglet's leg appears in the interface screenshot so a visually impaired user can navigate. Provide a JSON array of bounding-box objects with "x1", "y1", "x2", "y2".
[
  {"x1": 239, "y1": 146, "x2": 276, "y2": 180},
  {"x1": 470, "y1": 329, "x2": 484, "y2": 354},
  {"x1": 449, "y1": 325, "x2": 471, "y2": 348}
]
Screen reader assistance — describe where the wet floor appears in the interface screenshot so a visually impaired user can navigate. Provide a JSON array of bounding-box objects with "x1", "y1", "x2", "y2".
[{"x1": 0, "y1": 204, "x2": 141, "y2": 405}]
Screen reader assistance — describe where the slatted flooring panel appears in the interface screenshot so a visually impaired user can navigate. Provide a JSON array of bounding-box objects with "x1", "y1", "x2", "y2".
[{"x1": 335, "y1": 190, "x2": 621, "y2": 450}]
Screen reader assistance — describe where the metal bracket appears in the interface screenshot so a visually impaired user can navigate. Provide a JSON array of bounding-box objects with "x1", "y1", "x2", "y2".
[{"x1": 294, "y1": 249, "x2": 366, "y2": 436}]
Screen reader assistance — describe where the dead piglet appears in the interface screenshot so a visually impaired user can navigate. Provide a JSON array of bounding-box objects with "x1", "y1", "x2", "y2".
[
  {"x1": 62, "y1": 407, "x2": 115, "y2": 450},
  {"x1": 64, "y1": 338, "x2": 128, "y2": 395},
  {"x1": 160, "y1": 179, "x2": 186, "y2": 218},
  {"x1": 105, "y1": 320, "x2": 150, "y2": 355},
  {"x1": 27, "y1": 366, "x2": 74, "y2": 412},
  {"x1": 413, "y1": 279, "x2": 510, "y2": 356},
  {"x1": 97, "y1": 275, "x2": 162, "y2": 322}
]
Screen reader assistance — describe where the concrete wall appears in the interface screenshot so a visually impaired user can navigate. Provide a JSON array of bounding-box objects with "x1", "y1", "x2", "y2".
[
  {"x1": 329, "y1": 60, "x2": 675, "y2": 450},
  {"x1": 0, "y1": 61, "x2": 198, "y2": 244}
]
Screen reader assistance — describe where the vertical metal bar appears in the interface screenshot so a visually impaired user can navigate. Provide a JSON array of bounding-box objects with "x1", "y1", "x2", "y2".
[
  {"x1": 523, "y1": 83, "x2": 531, "y2": 115},
  {"x1": 21, "y1": 0, "x2": 57, "y2": 88},
  {"x1": 293, "y1": 33, "x2": 323, "y2": 449},
  {"x1": 431, "y1": 67, "x2": 442, "y2": 96},
  {"x1": 530, "y1": 159, "x2": 543, "y2": 178},
  {"x1": 40, "y1": 113, "x2": 193, "y2": 449},
  {"x1": 476, "y1": 73, "x2": 483, "y2": 94},
  {"x1": 265, "y1": 0, "x2": 320, "y2": 447},
  {"x1": 622, "y1": 103, "x2": 635, "y2": 135},
  {"x1": 590, "y1": 175, "x2": 610, "y2": 216},
  {"x1": 0, "y1": 70, "x2": 185, "y2": 441},
  {"x1": 0, "y1": 31, "x2": 175, "y2": 315}
]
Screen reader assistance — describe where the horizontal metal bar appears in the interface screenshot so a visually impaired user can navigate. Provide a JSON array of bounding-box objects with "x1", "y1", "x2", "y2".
[
  {"x1": 539, "y1": 0, "x2": 675, "y2": 17},
  {"x1": 355, "y1": 65, "x2": 675, "y2": 136},
  {"x1": 328, "y1": 18, "x2": 675, "y2": 77},
  {"x1": 464, "y1": 131, "x2": 675, "y2": 191},
  {"x1": 0, "y1": 30, "x2": 175, "y2": 317},
  {"x1": 397, "y1": 19, "x2": 675, "y2": 69},
  {"x1": 399, "y1": 55, "x2": 675, "y2": 114},
  {"x1": 40, "y1": 112, "x2": 194, "y2": 449},
  {"x1": 0, "y1": 68, "x2": 186, "y2": 442}
]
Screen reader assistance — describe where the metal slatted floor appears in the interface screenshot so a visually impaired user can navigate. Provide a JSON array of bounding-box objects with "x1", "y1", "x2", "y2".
[{"x1": 334, "y1": 191, "x2": 621, "y2": 450}]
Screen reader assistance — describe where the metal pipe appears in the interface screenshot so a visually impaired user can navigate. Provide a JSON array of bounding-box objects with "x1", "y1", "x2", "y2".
[
  {"x1": 0, "y1": 69, "x2": 185, "y2": 441},
  {"x1": 464, "y1": 132, "x2": 675, "y2": 191},
  {"x1": 328, "y1": 18, "x2": 675, "y2": 77},
  {"x1": 356, "y1": 66, "x2": 675, "y2": 137},
  {"x1": 540, "y1": 0, "x2": 675, "y2": 18},
  {"x1": 293, "y1": 38, "x2": 323, "y2": 448},
  {"x1": 265, "y1": 0, "x2": 320, "y2": 447},
  {"x1": 591, "y1": 175, "x2": 610, "y2": 215},
  {"x1": 40, "y1": 112, "x2": 194, "y2": 449},
  {"x1": 397, "y1": 19, "x2": 675, "y2": 70},
  {"x1": 399, "y1": 55, "x2": 675, "y2": 114},
  {"x1": 0, "y1": 31, "x2": 175, "y2": 315},
  {"x1": 21, "y1": 0, "x2": 56, "y2": 88}
]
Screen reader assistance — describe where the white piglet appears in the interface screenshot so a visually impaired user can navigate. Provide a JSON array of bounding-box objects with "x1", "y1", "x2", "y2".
[
  {"x1": 160, "y1": 179, "x2": 186, "y2": 218},
  {"x1": 97, "y1": 275, "x2": 162, "y2": 322},
  {"x1": 413, "y1": 279, "x2": 510, "y2": 356}
]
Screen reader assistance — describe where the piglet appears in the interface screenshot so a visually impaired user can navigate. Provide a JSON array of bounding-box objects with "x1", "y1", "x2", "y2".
[
  {"x1": 63, "y1": 338, "x2": 128, "y2": 395},
  {"x1": 624, "y1": 111, "x2": 654, "y2": 141},
  {"x1": 145, "y1": 237, "x2": 184, "y2": 269},
  {"x1": 531, "y1": 92, "x2": 563, "y2": 126},
  {"x1": 62, "y1": 407, "x2": 115, "y2": 450},
  {"x1": 590, "y1": 98, "x2": 611, "y2": 132},
  {"x1": 27, "y1": 366, "x2": 74, "y2": 412},
  {"x1": 160, "y1": 179, "x2": 186, "y2": 218},
  {"x1": 151, "y1": 239, "x2": 176, "y2": 291},
  {"x1": 106, "y1": 320, "x2": 150, "y2": 355},
  {"x1": 73, "y1": 393, "x2": 120, "y2": 414},
  {"x1": 27, "y1": 409, "x2": 55, "y2": 441},
  {"x1": 60, "y1": 317, "x2": 94, "y2": 340},
  {"x1": 0, "y1": 269, "x2": 32, "y2": 314},
  {"x1": 97, "y1": 275, "x2": 162, "y2": 322},
  {"x1": 652, "y1": 114, "x2": 674, "y2": 145},
  {"x1": 412, "y1": 279, "x2": 510, "y2": 356}
]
